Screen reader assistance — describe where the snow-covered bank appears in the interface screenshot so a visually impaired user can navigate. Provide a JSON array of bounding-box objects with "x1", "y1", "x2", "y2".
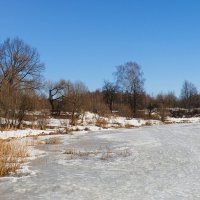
[
  {"x1": 1, "y1": 111, "x2": 200, "y2": 140},
  {"x1": 166, "y1": 116, "x2": 200, "y2": 124},
  {"x1": 0, "y1": 112, "x2": 162, "y2": 139},
  {"x1": 0, "y1": 129, "x2": 53, "y2": 140}
]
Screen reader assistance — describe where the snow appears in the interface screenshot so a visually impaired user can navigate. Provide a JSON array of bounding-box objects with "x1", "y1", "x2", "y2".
[
  {"x1": 166, "y1": 116, "x2": 200, "y2": 124},
  {"x1": 0, "y1": 129, "x2": 53, "y2": 139},
  {"x1": 1, "y1": 123, "x2": 200, "y2": 199},
  {"x1": 0, "y1": 112, "x2": 162, "y2": 140}
]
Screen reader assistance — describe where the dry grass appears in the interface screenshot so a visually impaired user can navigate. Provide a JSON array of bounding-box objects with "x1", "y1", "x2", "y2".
[
  {"x1": 25, "y1": 138, "x2": 42, "y2": 146},
  {"x1": 32, "y1": 135, "x2": 39, "y2": 140},
  {"x1": 0, "y1": 140, "x2": 28, "y2": 176},
  {"x1": 64, "y1": 146, "x2": 132, "y2": 161},
  {"x1": 124, "y1": 123, "x2": 135, "y2": 128},
  {"x1": 144, "y1": 121, "x2": 153, "y2": 126},
  {"x1": 64, "y1": 148, "x2": 76, "y2": 155},
  {"x1": 100, "y1": 151, "x2": 112, "y2": 160},
  {"x1": 100, "y1": 146, "x2": 112, "y2": 160},
  {"x1": 95, "y1": 118, "x2": 108, "y2": 128},
  {"x1": 117, "y1": 149, "x2": 132, "y2": 157},
  {"x1": 64, "y1": 148, "x2": 99, "y2": 159},
  {"x1": 45, "y1": 137, "x2": 62, "y2": 145},
  {"x1": 38, "y1": 118, "x2": 48, "y2": 130}
]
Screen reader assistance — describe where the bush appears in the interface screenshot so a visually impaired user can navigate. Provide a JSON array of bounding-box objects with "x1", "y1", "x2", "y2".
[
  {"x1": 95, "y1": 118, "x2": 108, "y2": 128},
  {"x1": 124, "y1": 123, "x2": 134, "y2": 128},
  {"x1": 117, "y1": 104, "x2": 132, "y2": 118}
]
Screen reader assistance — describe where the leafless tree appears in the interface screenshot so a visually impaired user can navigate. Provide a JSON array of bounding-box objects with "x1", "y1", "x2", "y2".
[
  {"x1": 102, "y1": 81, "x2": 118, "y2": 112},
  {"x1": 180, "y1": 80, "x2": 198, "y2": 110},
  {"x1": 0, "y1": 38, "x2": 44, "y2": 129},
  {"x1": 114, "y1": 61, "x2": 145, "y2": 116},
  {"x1": 0, "y1": 82, "x2": 35, "y2": 129},
  {"x1": 0, "y1": 37, "x2": 44, "y2": 90},
  {"x1": 47, "y1": 80, "x2": 67, "y2": 115},
  {"x1": 64, "y1": 81, "x2": 88, "y2": 125},
  {"x1": 165, "y1": 91, "x2": 177, "y2": 108}
]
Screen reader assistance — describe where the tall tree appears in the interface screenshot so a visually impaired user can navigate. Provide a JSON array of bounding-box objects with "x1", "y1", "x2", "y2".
[
  {"x1": 114, "y1": 61, "x2": 145, "y2": 116},
  {"x1": 0, "y1": 37, "x2": 44, "y2": 128},
  {"x1": 0, "y1": 37, "x2": 44, "y2": 90}
]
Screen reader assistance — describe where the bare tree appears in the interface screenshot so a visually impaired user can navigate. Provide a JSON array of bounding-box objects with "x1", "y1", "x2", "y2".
[
  {"x1": 0, "y1": 37, "x2": 44, "y2": 90},
  {"x1": 180, "y1": 80, "x2": 198, "y2": 110},
  {"x1": 47, "y1": 80, "x2": 67, "y2": 115},
  {"x1": 114, "y1": 62, "x2": 145, "y2": 116},
  {"x1": 0, "y1": 82, "x2": 35, "y2": 129},
  {"x1": 0, "y1": 37, "x2": 44, "y2": 129},
  {"x1": 64, "y1": 81, "x2": 88, "y2": 125},
  {"x1": 102, "y1": 80, "x2": 118, "y2": 112},
  {"x1": 156, "y1": 93, "x2": 167, "y2": 122}
]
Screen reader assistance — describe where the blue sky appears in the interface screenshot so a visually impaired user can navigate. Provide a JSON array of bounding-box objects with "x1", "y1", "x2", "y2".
[{"x1": 0, "y1": 0, "x2": 200, "y2": 96}]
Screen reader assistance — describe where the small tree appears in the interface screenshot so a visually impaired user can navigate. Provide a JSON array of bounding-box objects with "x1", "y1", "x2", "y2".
[
  {"x1": 102, "y1": 81, "x2": 118, "y2": 112},
  {"x1": 114, "y1": 61, "x2": 145, "y2": 116},
  {"x1": 64, "y1": 81, "x2": 88, "y2": 125},
  {"x1": 47, "y1": 80, "x2": 67, "y2": 116},
  {"x1": 180, "y1": 80, "x2": 198, "y2": 110},
  {"x1": 156, "y1": 93, "x2": 167, "y2": 122}
]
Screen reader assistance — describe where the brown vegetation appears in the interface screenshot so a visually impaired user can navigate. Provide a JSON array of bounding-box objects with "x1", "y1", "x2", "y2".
[
  {"x1": 45, "y1": 137, "x2": 62, "y2": 145},
  {"x1": 95, "y1": 118, "x2": 108, "y2": 128},
  {"x1": 0, "y1": 140, "x2": 28, "y2": 176}
]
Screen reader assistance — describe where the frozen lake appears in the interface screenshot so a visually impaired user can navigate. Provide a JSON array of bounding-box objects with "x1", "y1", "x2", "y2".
[{"x1": 1, "y1": 123, "x2": 200, "y2": 200}]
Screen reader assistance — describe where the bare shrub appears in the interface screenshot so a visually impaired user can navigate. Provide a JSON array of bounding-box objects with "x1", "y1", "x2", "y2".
[
  {"x1": 45, "y1": 137, "x2": 62, "y2": 145},
  {"x1": 38, "y1": 117, "x2": 48, "y2": 130},
  {"x1": 144, "y1": 121, "x2": 152, "y2": 126},
  {"x1": 100, "y1": 146, "x2": 112, "y2": 160},
  {"x1": 100, "y1": 152, "x2": 112, "y2": 160},
  {"x1": 95, "y1": 118, "x2": 108, "y2": 128},
  {"x1": 84, "y1": 127, "x2": 90, "y2": 131},
  {"x1": 64, "y1": 148, "x2": 99, "y2": 160},
  {"x1": 117, "y1": 104, "x2": 132, "y2": 118},
  {"x1": 64, "y1": 148, "x2": 76, "y2": 155},
  {"x1": 117, "y1": 149, "x2": 132, "y2": 157},
  {"x1": 124, "y1": 123, "x2": 134, "y2": 128},
  {"x1": 74, "y1": 127, "x2": 80, "y2": 131},
  {"x1": 64, "y1": 146, "x2": 132, "y2": 161}
]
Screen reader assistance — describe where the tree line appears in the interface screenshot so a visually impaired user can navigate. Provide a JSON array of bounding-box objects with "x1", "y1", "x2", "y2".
[{"x1": 0, "y1": 37, "x2": 199, "y2": 128}]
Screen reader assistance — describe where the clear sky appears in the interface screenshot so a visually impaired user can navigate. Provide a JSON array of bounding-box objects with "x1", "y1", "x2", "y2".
[{"x1": 0, "y1": 0, "x2": 200, "y2": 96}]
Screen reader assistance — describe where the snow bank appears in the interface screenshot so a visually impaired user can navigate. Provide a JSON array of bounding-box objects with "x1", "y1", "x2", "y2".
[
  {"x1": 0, "y1": 129, "x2": 53, "y2": 139},
  {"x1": 0, "y1": 112, "x2": 162, "y2": 139},
  {"x1": 166, "y1": 117, "x2": 200, "y2": 124}
]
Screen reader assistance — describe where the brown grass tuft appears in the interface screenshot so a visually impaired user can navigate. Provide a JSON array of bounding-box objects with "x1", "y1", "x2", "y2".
[
  {"x1": 144, "y1": 121, "x2": 152, "y2": 126},
  {"x1": 64, "y1": 148, "x2": 99, "y2": 159},
  {"x1": 124, "y1": 123, "x2": 135, "y2": 128},
  {"x1": 0, "y1": 140, "x2": 28, "y2": 176},
  {"x1": 95, "y1": 118, "x2": 108, "y2": 128},
  {"x1": 45, "y1": 137, "x2": 62, "y2": 145}
]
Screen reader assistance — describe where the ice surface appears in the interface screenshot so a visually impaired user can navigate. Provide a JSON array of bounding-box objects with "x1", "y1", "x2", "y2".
[{"x1": 1, "y1": 123, "x2": 200, "y2": 199}]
